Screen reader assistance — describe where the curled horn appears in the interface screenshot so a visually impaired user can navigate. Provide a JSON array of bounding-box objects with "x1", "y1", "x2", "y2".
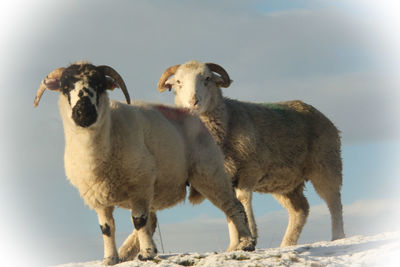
[
  {"x1": 157, "y1": 64, "x2": 180, "y2": 92},
  {"x1": 97, "y1": 65, "x2": 131, "y2": 104},
  {"x1": 33, "y1": 67, "x2": 65, "y2": 107},
  {"x1": 205, "y1": 63, "x2": 232, "y2": 88}
]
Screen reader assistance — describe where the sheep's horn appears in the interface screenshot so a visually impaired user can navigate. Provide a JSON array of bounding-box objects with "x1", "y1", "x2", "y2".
[
  {"x1": 33, "y1": 67, "x2": 65, "y2": 107},
  {"x1": 97, "y1": 65, "x2": 131, "y2": 104},
  {"x1": 205, "y1": 63, "x2": 232, "y2": 88},
  {"x1": 157, "y1": 64, "x2": 180, "y2": 92}
]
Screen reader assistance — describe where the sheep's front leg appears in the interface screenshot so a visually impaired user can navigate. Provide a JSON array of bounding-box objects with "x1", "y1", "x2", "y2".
[
  {"x1": 119, "y1": 211, "x2": 158, "y2": 262},
  {"x1": 131, "y1": 205, "x2": 158, "y2": 261},
  {"x1": 236, "y1": 188, "x2": 258, "y2": 242},
  {"x1": 226, "y1": 188, "x2": 258, "y2": 250},
  {"x1": 96, "y1": 206, "x2": 119, "y2": 265}
]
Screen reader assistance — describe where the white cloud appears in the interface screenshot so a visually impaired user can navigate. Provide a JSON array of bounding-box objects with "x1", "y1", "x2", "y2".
[{"x1": 2, "y1": 0, "x2": 399, "y2": 144}]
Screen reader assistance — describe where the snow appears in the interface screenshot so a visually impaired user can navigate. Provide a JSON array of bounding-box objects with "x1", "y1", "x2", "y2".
[{"x1": 54, "y1": 232, "x2": 400, "y2": 267}]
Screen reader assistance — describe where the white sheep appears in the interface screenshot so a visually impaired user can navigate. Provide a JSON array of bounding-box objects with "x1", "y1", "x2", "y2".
[
  {"x1": 34, "y1": 62, "x2": 255, "y2": 265},
  {"x1": 158, "y1": 60, "x2": 345, "y2": 247}
]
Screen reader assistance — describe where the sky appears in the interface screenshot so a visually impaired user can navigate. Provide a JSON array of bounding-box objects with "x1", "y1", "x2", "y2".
[{"x1": 1, "y1": 0, "x2": 399, "y2": 266}]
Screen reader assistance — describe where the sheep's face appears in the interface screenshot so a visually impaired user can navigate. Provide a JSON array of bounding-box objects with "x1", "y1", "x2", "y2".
[
  {"x1": 60, "y1": 64, "x2": 108, "y2": 128},
  {"x1": 166, "y1": 62, "x2": 223, "y2": 114},
  {"x1": 35, "y1": 63, "x2": 130, "y2": 126}
]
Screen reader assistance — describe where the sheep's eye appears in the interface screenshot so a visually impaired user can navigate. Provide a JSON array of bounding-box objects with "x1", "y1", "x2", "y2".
[
  {"x1": 177, "y1": 80, "x2": 181, "y2": 84},
  {"x1": 204, "y1": 77, "x2": 210, "y2": 85},
  {"x1": 205, "y1": 77, "x2": 210, "y2": 81}
]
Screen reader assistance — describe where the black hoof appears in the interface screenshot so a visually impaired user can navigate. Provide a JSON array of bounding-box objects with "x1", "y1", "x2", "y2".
[
  {"x1": 138, "y1": 254, "x2": 154, "y2": 261},
  {"x1": 242, "y1": 244, "x2": 255, "y2": 252}
]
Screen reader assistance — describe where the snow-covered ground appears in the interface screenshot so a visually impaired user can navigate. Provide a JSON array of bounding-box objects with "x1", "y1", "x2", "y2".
[{"x1": 55, "y1": 232, "x2": 399, "y2": 267}]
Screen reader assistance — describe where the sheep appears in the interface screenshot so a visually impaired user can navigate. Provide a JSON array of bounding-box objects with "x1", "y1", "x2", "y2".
[
  {"x1": 157, "y1": 60, "x2": 345, "y2": 248},
  {"x1": 33, "y1": 62, "x2": 255, "y2": 265}
]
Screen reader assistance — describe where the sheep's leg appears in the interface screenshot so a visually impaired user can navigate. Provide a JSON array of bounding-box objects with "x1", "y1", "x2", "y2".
[
  {"x1": 119, "y1": 211, "x2": 158, "y2": 262},
  {"x1": 236, "y1": 188, "x2": 258, "y2": 242},
  {"x1": 220, "y1": 198, "x2": 255, "y2": 252},
  {"x1": 227, "y1": 188, "x2": 258, "y2": 250},
  {"x1": 189, "y1": 170, "x2": 255, "y2": 252},
  {"x1": 96, "y1": 206, "x2": 119, "y2": 265},
  {"x1": 273, "y1": 182, "x2": 309, "y2": 247},
  {"x1": 130, "y1": 205, "x2": 158, "y2": 261},
  {"x1": 118, "y1": 232, "x2": 139, "y2": 262},
  {"x1": 311, "y1": 176, "x2": 345, "y2": 240},
  {"x1": 227, "y1": 219, "x2": 239, "y2": 251}
]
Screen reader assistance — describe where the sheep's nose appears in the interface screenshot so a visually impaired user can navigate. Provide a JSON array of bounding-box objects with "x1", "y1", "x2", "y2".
[{"x1": 72, "y1": 96, "x2": 98, "y2": 127}]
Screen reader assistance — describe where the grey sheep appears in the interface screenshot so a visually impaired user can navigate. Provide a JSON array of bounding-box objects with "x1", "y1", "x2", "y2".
[{"x1": 158, "y1": 60, "x2": 345, "y2": 247}]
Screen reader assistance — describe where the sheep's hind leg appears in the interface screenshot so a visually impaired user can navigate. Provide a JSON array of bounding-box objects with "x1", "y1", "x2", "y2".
[
  {"x1": 190, "y1": 171, "x2": 255, "y2": 252},
  {"x1": 273, "y1": 182, "x2": 309, "y2": 247},
  {"x1": 96, "y1": 206, "x2": 119, "y2": 265},
  {"x1": 311, "y1": 174, "x2": 345, "y2": 240},
  {"x1": 130, "y1": 206, "x2": 158, "y2": 261},
  {"x1": 118, "y1": 232, "x2": 139, "y2": 262},
  {"x1": 227, "y1": 219, "x2": 239, "y2": 251},
  {"x1": 119, "y1": 211, "x2": 157, "y2": 262}
]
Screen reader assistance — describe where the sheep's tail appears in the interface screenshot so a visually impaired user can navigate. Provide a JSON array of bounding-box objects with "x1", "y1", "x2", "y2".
[{"x1": 189, "y1": 186, "x2": 206, "y2": 205}]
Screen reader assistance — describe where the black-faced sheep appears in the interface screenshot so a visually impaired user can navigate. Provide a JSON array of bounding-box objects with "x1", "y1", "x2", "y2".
[
  {"x1": 158, "y1": 60, "x2": 345, "y2": 247},
  {"x1": 34, "y1": 62, "x2": 255, "y2": 265}
]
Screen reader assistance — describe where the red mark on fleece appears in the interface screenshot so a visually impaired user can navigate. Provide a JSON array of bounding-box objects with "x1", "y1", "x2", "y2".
[
  {"x1": 156, "y1": 105, "x2": 212, "y2": 138},
  {"x1": 156, "y1": 105, "x2": 190, "y2": 122}
]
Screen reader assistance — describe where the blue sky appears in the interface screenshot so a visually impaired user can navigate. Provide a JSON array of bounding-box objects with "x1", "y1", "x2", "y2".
[{"x1": 1, "y1": 0, "x2": 399, "y2": 266}]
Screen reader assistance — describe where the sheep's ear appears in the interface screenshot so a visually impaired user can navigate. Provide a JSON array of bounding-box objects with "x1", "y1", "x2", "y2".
[
  {"x1": 43, "y1": 67, "x2": 64, "y2": 91},
  {"x1": 33, "y1": 67, "x2": 64, "y2": 107},
  {"x1": 44, "y1": 78, "x2": 61, "y2": 91},
  {"x1": 163, "y1": 77, "x2": 174, "y2": 92},
  {"x1": 212, "y1": 74, "x2": 233, "y2": 88},
  {"x1": 158, "y1": 64, "x2": 180, "y2": 92},
  {"x1": 105, "y1": 77, "x2": 117, "y2": 91}
]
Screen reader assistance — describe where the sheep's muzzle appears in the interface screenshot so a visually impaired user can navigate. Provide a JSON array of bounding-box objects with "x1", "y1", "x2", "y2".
[{"x1": 72, "y1": 96, "x2": 98, "y2": 127}]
